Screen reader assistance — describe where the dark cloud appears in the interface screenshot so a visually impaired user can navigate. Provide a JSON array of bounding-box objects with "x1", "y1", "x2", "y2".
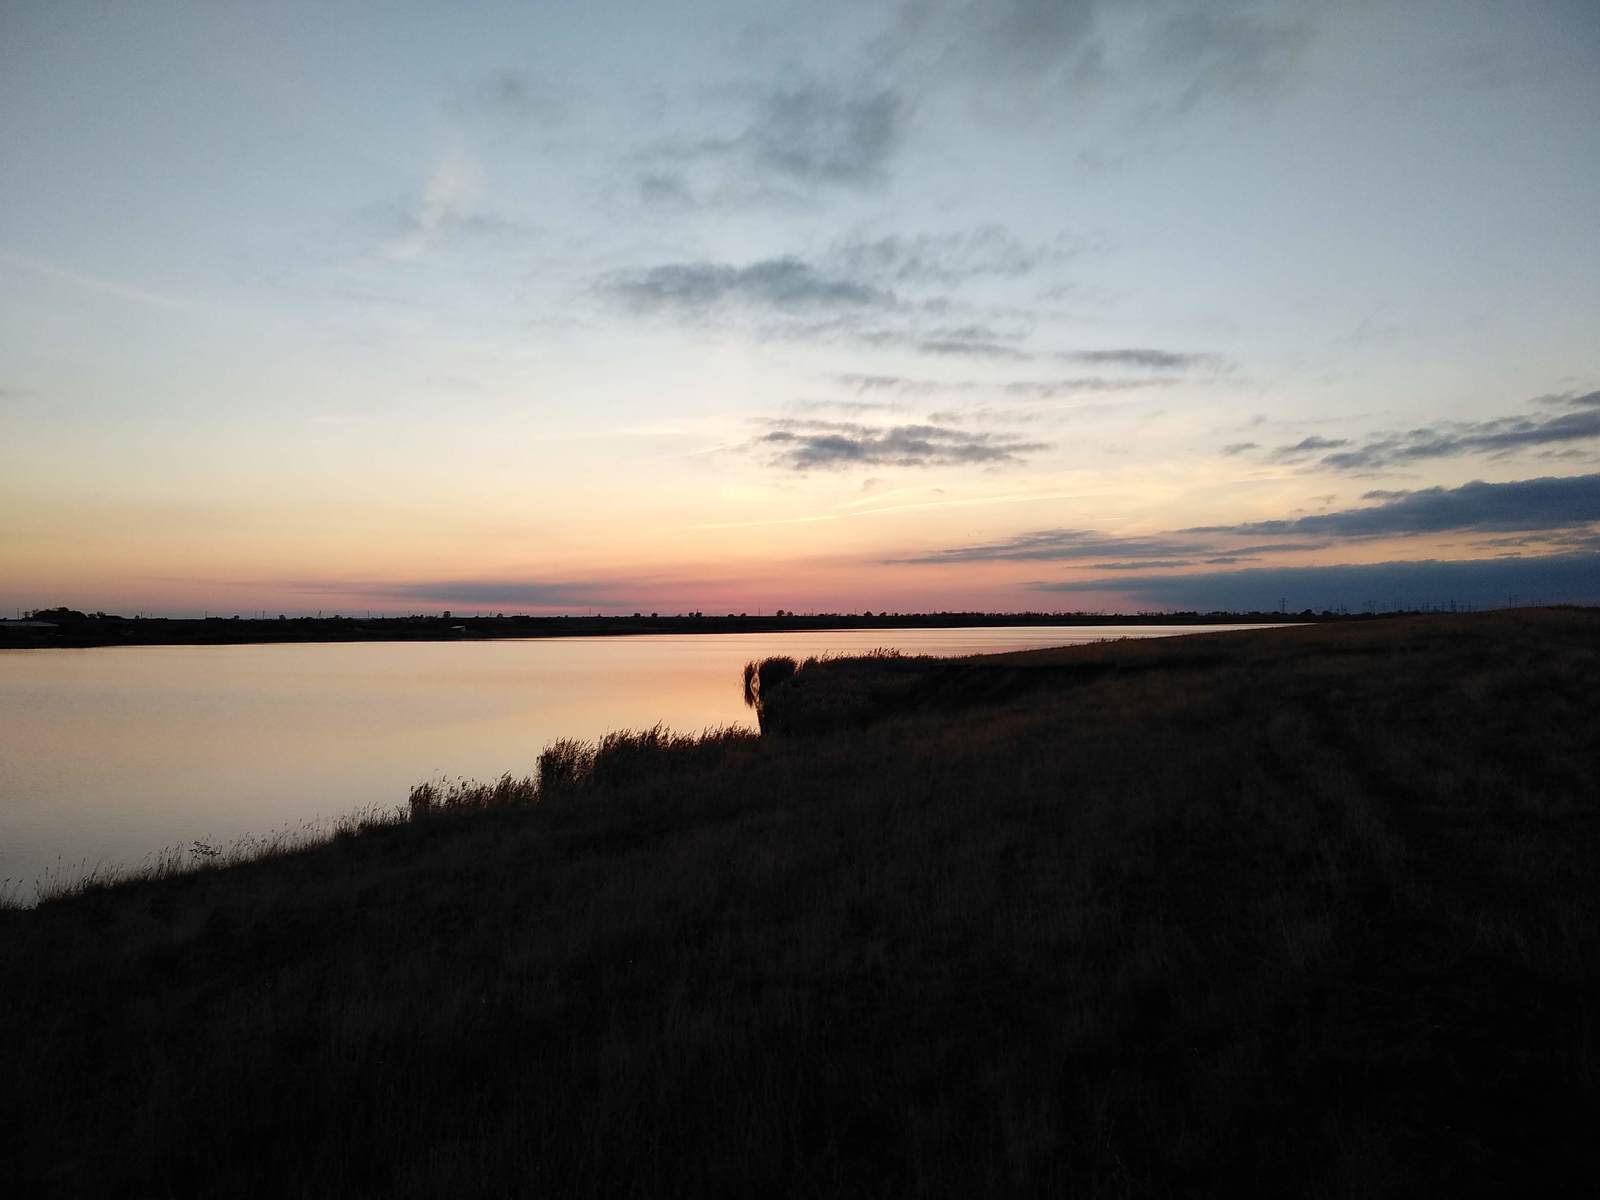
[
  {"x1": 604, "y1": 247, "x2": 1221, "y2": 370},
  {"x1": 1054, "y1": 348, "x2": 1225, "y2": 370},
  {"x1": 605, "y1": 257, "x2": 894, "y2": 315},
  {"x1": 1226, "y1": 543, "x2": 1328, "y2": 555},
  {"x1": 1539, "y1": 449, "x2": 1596, "y2": 462},
  {"x1": 451, "y1": 68, "x2": 571, "y2": 123},
  {"x1": 601, "y1": 254, "x2": 1050, "y2": 341},
  {"x1": 1033, "y1": 552, "x2": 1600, "y2": 611},
  {"x1": 751, "y1": 85, "x2": 901, "y2": 186},
  {"x1": 685, "y1": 82, "x2": 904, "y2": 190},
  {"x1": 917, "y1": 336, "x2": 1032, "y2": 360},
  {"x1": 1472, "y1": 529, "x2": 1600, "y2": 553},
  {"x1": 636, "y1": 171, "x2": 694, "y2": 209},
  {"x1": 1186, "y1": 473, "x2": 1600, "y2": 539},
  {"x1": 759, "y1": 421, "x2": 1046, "y2": 470},
  {"x1": 629, "y1": 76, "x2": 907, "y2": 210},
  {"x1": 633, "y1": 2, "x2": 1318, "y2": 220},
  {"x1": 923, "y1": 0, "x2": 1102, "y2": 82},
  {"x1": 1221, "y1": 441, "x2": 1259, "y2": 455},
  {"x1": 1086, "y1": 560, "x2": 1196, "y2": 570}
]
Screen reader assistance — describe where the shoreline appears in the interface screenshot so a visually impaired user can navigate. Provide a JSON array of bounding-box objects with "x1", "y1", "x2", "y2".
[{"x1": 2, "y1": 608, "x2": 1336, "y2": 650}]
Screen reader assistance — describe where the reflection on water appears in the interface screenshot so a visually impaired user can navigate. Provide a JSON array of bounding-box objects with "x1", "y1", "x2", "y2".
[{"x1": 0, "y1": 627, "x2": 1257, "y2": 892}]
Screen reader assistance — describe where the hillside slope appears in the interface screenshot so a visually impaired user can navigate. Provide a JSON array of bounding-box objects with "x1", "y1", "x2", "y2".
[{"x1": 3, "y1": 611, "x2": 1597, "y2": 1197}]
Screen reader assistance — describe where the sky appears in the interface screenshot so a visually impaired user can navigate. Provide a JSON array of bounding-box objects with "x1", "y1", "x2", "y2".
[{"x1": 3, "y1": 0, "x2": 1598, "y2": 616}]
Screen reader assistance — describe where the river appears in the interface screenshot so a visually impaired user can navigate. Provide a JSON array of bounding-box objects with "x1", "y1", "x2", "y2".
[{"x1": 0, "y1": 626, "x2": 1260, "y2": 897}]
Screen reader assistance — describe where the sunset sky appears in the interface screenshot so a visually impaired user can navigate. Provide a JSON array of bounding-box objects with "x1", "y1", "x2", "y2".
[{"x1": 3, "y1": 0, "x2": 1598, "y2": 615}]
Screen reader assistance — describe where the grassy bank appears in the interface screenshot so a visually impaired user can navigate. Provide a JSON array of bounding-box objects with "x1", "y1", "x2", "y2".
[{"x1": 2, "y1": 611, "x2": 1597, "y2": 1196}]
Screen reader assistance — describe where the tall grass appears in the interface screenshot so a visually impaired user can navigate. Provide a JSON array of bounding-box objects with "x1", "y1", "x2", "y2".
[
  {"x1": 408, "y1": 724, "x2": 760, "y2": 817},
  {"x1": 3, "y1": 610, "x2": 1597, "y2": 1197},
  {"x1": 407, "y1": 773, "x2": 539, "y2": 818},
  {"x1": 25, "y1": 804, "x2": 403, "y2": 905},
  {"x1": 20, "y1": 724, "x2": 761, "y2": 905}
]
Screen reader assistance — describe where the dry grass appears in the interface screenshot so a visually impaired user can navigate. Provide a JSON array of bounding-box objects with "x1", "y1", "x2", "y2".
[
  {"x1": 25, "y1": 805, "x2": 403, "y2": 906},
  {"x1": 1, "y1": 609, "x2": 1597, "y2": 1197}
]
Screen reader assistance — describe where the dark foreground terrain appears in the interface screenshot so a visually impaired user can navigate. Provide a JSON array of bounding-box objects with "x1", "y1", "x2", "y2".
[{"x1": 3, "y1": 611, "x2": 1597, "y2": 1196}]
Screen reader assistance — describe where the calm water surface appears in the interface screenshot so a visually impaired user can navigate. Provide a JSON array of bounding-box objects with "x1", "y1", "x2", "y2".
[{"x1": 0, "y1": 627, "x2": 1257, "y2": 894}]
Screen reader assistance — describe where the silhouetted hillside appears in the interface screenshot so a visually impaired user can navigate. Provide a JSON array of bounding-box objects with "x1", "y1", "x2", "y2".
[{"x1": 2, "y1": 610, "x2": 1596, "y2": 1196}]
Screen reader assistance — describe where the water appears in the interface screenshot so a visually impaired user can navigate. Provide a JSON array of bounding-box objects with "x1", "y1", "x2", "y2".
[{"x1": 0, "y1": 626, "x2": 1257, "y2": 894}]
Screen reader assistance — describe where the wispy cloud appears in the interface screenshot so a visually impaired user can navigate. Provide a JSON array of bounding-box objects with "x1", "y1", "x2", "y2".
[
  {"x1": 1270, "y1": 435, "x2": 1349, "y2": 461},
  {"x1": 758, "y1": 420, "x2": 1047, "y2": 470},
  {"x1": 604, "y1": 257, "x2": 894, "y2": 315},
  {"x1": 741, "y1": 84, "x2": 903, "y2": 188},
  {"x1": 1001, "y1": 377, "x2": 1174, "y2": 397},
  {"x1": 899, "y1": 528, "x2": 1277, "y2": 565},
  {"x1": 903, "y1": 338, "x2": 1230, "y2": 368},
  {"x1": 0, "y1": 247, "x2": 192, "y2": 311},
  {"x1": 1536, "y1": 390, "x2": 1600, "y2": 409},
  {"x1": 451, "y1": 68, "x2": 571, "y2": 124},
  {"x1": 893, "y1": 0, "x2": 1315, "y2": 121},
  {"x1": 832, "y1": 373, "x2": 1174, "y2": 399},
  {"x1": 1054, "y1": 348, "x2": 1225, "y2": 370},
  {"x1": 600, "y1": 238, "x2": 1228, "y2": 371},
  {"x1": 652, "y1": 80, "x2": 905, "y2": 197},
  {"x1": 898, "y1": 472, "x2": 1600, "y2": 591},
  {"x1": 826, "y1": 226, "x2": 1054, "y2": 285},
  {"x1": 1145, "y1": 6, "x2": 1315, "y2": 114},
  {"x1": 601, "y1": 226, "x2": 1056, "y2": 322},
  {"x1": 1260, "y1": 391, "x2": 1600, "y2": 471},
  {"x1": 916, "y1": 334, "x2": 1032, "y2": 360},
  {"x1": 382, "y1": 153, "x2": 487, "y2": 260},
  {"x1": 834, "y1": 373, "x2": 972, "y2": 395}
]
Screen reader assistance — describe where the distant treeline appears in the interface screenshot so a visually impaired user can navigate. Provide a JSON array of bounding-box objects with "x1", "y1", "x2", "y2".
[{"x1": 1, "y1": 605, "x2": 1352, "y2": 649}]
